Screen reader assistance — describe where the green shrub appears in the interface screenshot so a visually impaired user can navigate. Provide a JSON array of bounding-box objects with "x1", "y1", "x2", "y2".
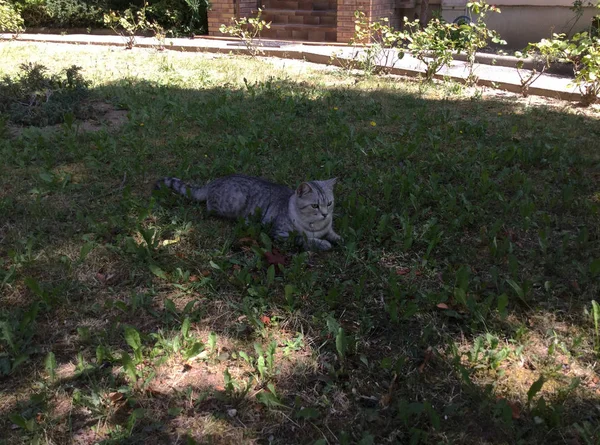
[
  {"x1": 13, "y1": 0, "x2": 50, "y2": 27},
  {"x1": 0, "y1": 62, "x2": 92, "y2": 126},
  {"x1": 349, "y1": 11, "x2": 402, "y2": 75},
  {"x1": 400, "y1": 17, "x2": 457, "y2": 81},
  {"x1": 0, "y1": 0, "x2": 24, "y2": 32},
  {"x1": 519, "y1": 31, "x2": 600, "y2": 105},
  {"x1": 44, "y1": 0, "x2": 105, "y2": 27},
  {"x1": 9, "y1": 0, "x2": 207, "y2": 34},
  {"x1": 147, "y1": 0, "x2": 207, "y2": 35},
  {"x1": 453, "y1": 1, "x2": 506, "y2": 85},
  {"x1": 219, "y1": 8, "x2": 271, "y2": 57}
]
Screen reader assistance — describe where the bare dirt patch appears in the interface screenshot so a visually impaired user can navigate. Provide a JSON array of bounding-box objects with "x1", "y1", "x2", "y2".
[{"x1": 8, "y1": 100, "x2": 128, "y2": 138}]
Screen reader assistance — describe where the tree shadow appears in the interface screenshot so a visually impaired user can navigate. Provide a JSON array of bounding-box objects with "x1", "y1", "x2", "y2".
[{"x1": 1, "y1": 73, "x2": 599, "y2": 444}]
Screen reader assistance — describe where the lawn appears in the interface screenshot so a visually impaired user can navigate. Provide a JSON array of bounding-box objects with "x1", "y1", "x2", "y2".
[{"x1": 1, "y1": 41, "x2": 600, "y2": 445}]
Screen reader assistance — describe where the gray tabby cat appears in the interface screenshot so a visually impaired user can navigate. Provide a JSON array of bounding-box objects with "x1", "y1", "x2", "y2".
[{"x1": 155, "y1": 174, "x2": 342, "y2": 251}]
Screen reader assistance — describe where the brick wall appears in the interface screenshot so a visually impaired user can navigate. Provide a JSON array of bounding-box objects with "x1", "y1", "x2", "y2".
[
  {"x1": 208, "y1": 0, "x2": 237, "y2": 36},
  {"x1": 208, "y1": 0, "x2": 260, "y2": 36},
  {"x1": 208, "y1": 0, "x2": 404, "y2": 42},
  {"x1": 337, "y1": 0, "x2": 372, "y2": 42},
  {"x1": 372, "y1": 0, "x2": 401, "y2": 30},
  {"x1": 240, "y1": 0, "x2": 257, "y2": 17},
  {"x1": 337, "y1": 0, "x2": 406, "y2": 43}
]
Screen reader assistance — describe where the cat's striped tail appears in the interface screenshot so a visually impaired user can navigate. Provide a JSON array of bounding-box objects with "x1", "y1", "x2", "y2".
[{"x1": 154, "y1": 177, "x2": 208, "y2": 201}]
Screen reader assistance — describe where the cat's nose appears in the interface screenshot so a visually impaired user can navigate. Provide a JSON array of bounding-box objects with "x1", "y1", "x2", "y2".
[{"x1": 321, "y1": 213, "x2": 328, "y2": 219}]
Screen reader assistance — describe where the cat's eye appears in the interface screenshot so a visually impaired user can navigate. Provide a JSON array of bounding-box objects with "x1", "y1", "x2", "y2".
[
  {"x1": 327, "y1": 201, "x2": 332, "y2": 206},
  {"x1": 311, "y1": 204, "x2": 319, "y2": 208}
]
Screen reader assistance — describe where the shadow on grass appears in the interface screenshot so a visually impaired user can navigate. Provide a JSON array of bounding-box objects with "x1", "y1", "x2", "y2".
[{"x1": 1, "y1": 76, "x2": 599, "y2": 444}]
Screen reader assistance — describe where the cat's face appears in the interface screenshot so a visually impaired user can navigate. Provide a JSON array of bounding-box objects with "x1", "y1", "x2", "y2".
[{"x1": 294, "y1": 178, "x2": 337, "y2": 227}]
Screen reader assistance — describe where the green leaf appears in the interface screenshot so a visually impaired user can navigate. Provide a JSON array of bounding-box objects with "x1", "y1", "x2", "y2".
[
  {"x1": 124, "y1": 326, "x2": 142, "y2": 351},
  {"x1": 497, "y1": 293, "x2": 509, "y2": 315},
  {"x1": 335, "y1": 328, "x2": 348, "y2": 360},
  {"x1": 257, "y1": 355, "x2": 266, "y2": 379},
  {"x1": 527, "y1": 375, "x2": 545, "y2": 402},
  {"x1": 266, "y1": 264, "x2": 275, "y2": 285},
  {"x1": 164, "y1": 298, "x2": 177, "y2": 314},
  {"x1": 260, "y1": 232, "x2": 272, "y2": 251},
  {"x1": 592, "y1": 300, "x2": 600, "y2": 333},
  {"x1": 121, "y1": 352, "x2": 138, "y2": 382},
  {"x1": 24, "y1": 277, "x2": 44, "y2": 298},
  {"x1": 296, "y1": 407, "x2": 320, "y2": 419},
  {"x1": 9, "y1": 413, "x2": 35, "y2": 432},
  {"x1": 208, "y1": 332, "x2": 217, "y2": 353},
  {"x1": 0, "y1": 321, "x2": 15, "y2": 351},
  {"x1": 149, "y1": 263, "x2": 167, "y2": 279},
  {"x1": 45, "y1": 351, "x2": 57, "y2": 382},
  {"x1": 39, "y1": 172, "x2": 54, "y2": 183},
  {"x1": 183, "y1": 341, "x2": 205, "y2": 360},
  {"x1": 506, "y1": 279, "x2": 525, "y2": 299},
  {"x1": 590, "y1": 259, "x2": 600, "y2": 277},
  {"x1": 79, "y1": 242, "x2": 94, "y2": 261},
  {"x1": 326, "y1": 317, "x2": 340, "y2": 334},
  {"x1": 168, "y1": 407, "x2": 183, "y2": 416},
  {"x1": 181, "y1": 317, "x2": 191, "y2": 339},
  {"x1": 256, "y1": 389, "x2": 283, "y2": 408}
]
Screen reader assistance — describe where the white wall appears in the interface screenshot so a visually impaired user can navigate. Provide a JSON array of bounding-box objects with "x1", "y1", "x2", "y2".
[{"x1": 403, "y1": 0, "x2": 598, "y2": 50}]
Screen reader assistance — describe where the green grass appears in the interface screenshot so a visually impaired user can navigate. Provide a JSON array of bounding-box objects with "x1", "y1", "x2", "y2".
[{"x1": 1, "y1": 41, "x2": 600, "y2": 444}]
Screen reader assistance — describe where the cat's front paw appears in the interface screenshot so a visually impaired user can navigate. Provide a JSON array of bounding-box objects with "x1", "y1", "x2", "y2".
[
  {"x1": 307, "y1": 238, "x2": 332, "y2": 251},
  {"x1": 327, "y1": 231, "x2": 343, "y2": 245}
]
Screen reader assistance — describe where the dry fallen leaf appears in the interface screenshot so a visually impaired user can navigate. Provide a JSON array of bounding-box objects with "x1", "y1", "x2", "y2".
[
  {"x1": 379, "y1": 373, "x2": 397, "y2": 408},
  {"x1": 418, "y1": 347, "x2": 433, "y2": 374},
  {"x1": 109, "y1": 392, "x2": 124, "y2": 404},
  {"x1": 96, "y1": 271, "x2": 115, "y2": 284},
  {"x1": 509, "y1": 401, "x2": 521, "y2": 419},
  {"x1": 264, "y1": 249, "x2": 286, "y2": 268},
  {"x1": 436, "y1": 303, "x2": 449, "y2": 310},
  {"x1": 260, "y1": 315, "x2": 271, "y2": 325},
  {"x1": 496, "y1": 397, "x2": 521, "y2": 419},
  {"x1": 238, "y1": 237, "x2": 258, "y2": 246}
]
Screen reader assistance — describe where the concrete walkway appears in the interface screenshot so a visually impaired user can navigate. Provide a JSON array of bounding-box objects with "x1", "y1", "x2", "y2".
[{"x1": 0, "y1": 32, "x2": 581, "y2": 101}]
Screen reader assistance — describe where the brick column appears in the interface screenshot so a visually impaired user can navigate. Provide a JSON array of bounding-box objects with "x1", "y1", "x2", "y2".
[
  {"x1": 239, "y1": 0, "x2": 257, "y2": 17},
  {"x1": 337, "y1": 0, "x2": 372, "y2": 43},
  {"x1": 208, "y1": 0, "x2": 260, "y2": 35},
  {"x1": 372, "y1": 0, "x2": 400, "y2": 29},
  {"x1": 208, "y1": 0, "x2": 237, "y2": 36}
]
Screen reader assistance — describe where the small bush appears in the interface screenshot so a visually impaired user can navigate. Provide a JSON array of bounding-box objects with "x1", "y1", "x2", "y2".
[
  {"x1": 219, "y1": 9, "x2": 271, "y2": 57},
  {"x1": 0, "y1": 0, "x2": 24, "y2": 32},
  {"x1": 13, "y1": 0, "x2": 50, "y2": 27},
  {"x1": 147, "y1": 0, "x2": 208, "y2": 35},
  {"x1": 519, "y1": 31, "x2": 600, "y2": 105},
  {"x1": 348, "y1": 11, "x2": 402, "y2": 75},
  {"x1": 401, "y1": 17, "x2": 457, "y2": 81},
  {"x1": 44, "y1": 0, "x2": 105, "y2": 27},
  {"x1": 0, "y1": 62, "x2": 93, "y2": 126},
  {"x1": 453, "y1": 1, "x2": 506, "y2": 85}
]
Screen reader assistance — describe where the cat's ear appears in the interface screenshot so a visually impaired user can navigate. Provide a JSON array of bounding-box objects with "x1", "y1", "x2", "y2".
[
  {"x1": 323, "y1": 178, "x2": 337, "y2": 189},
  {"x1": 296, "y1": 182, "x2": 313, "y2": 197}
]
